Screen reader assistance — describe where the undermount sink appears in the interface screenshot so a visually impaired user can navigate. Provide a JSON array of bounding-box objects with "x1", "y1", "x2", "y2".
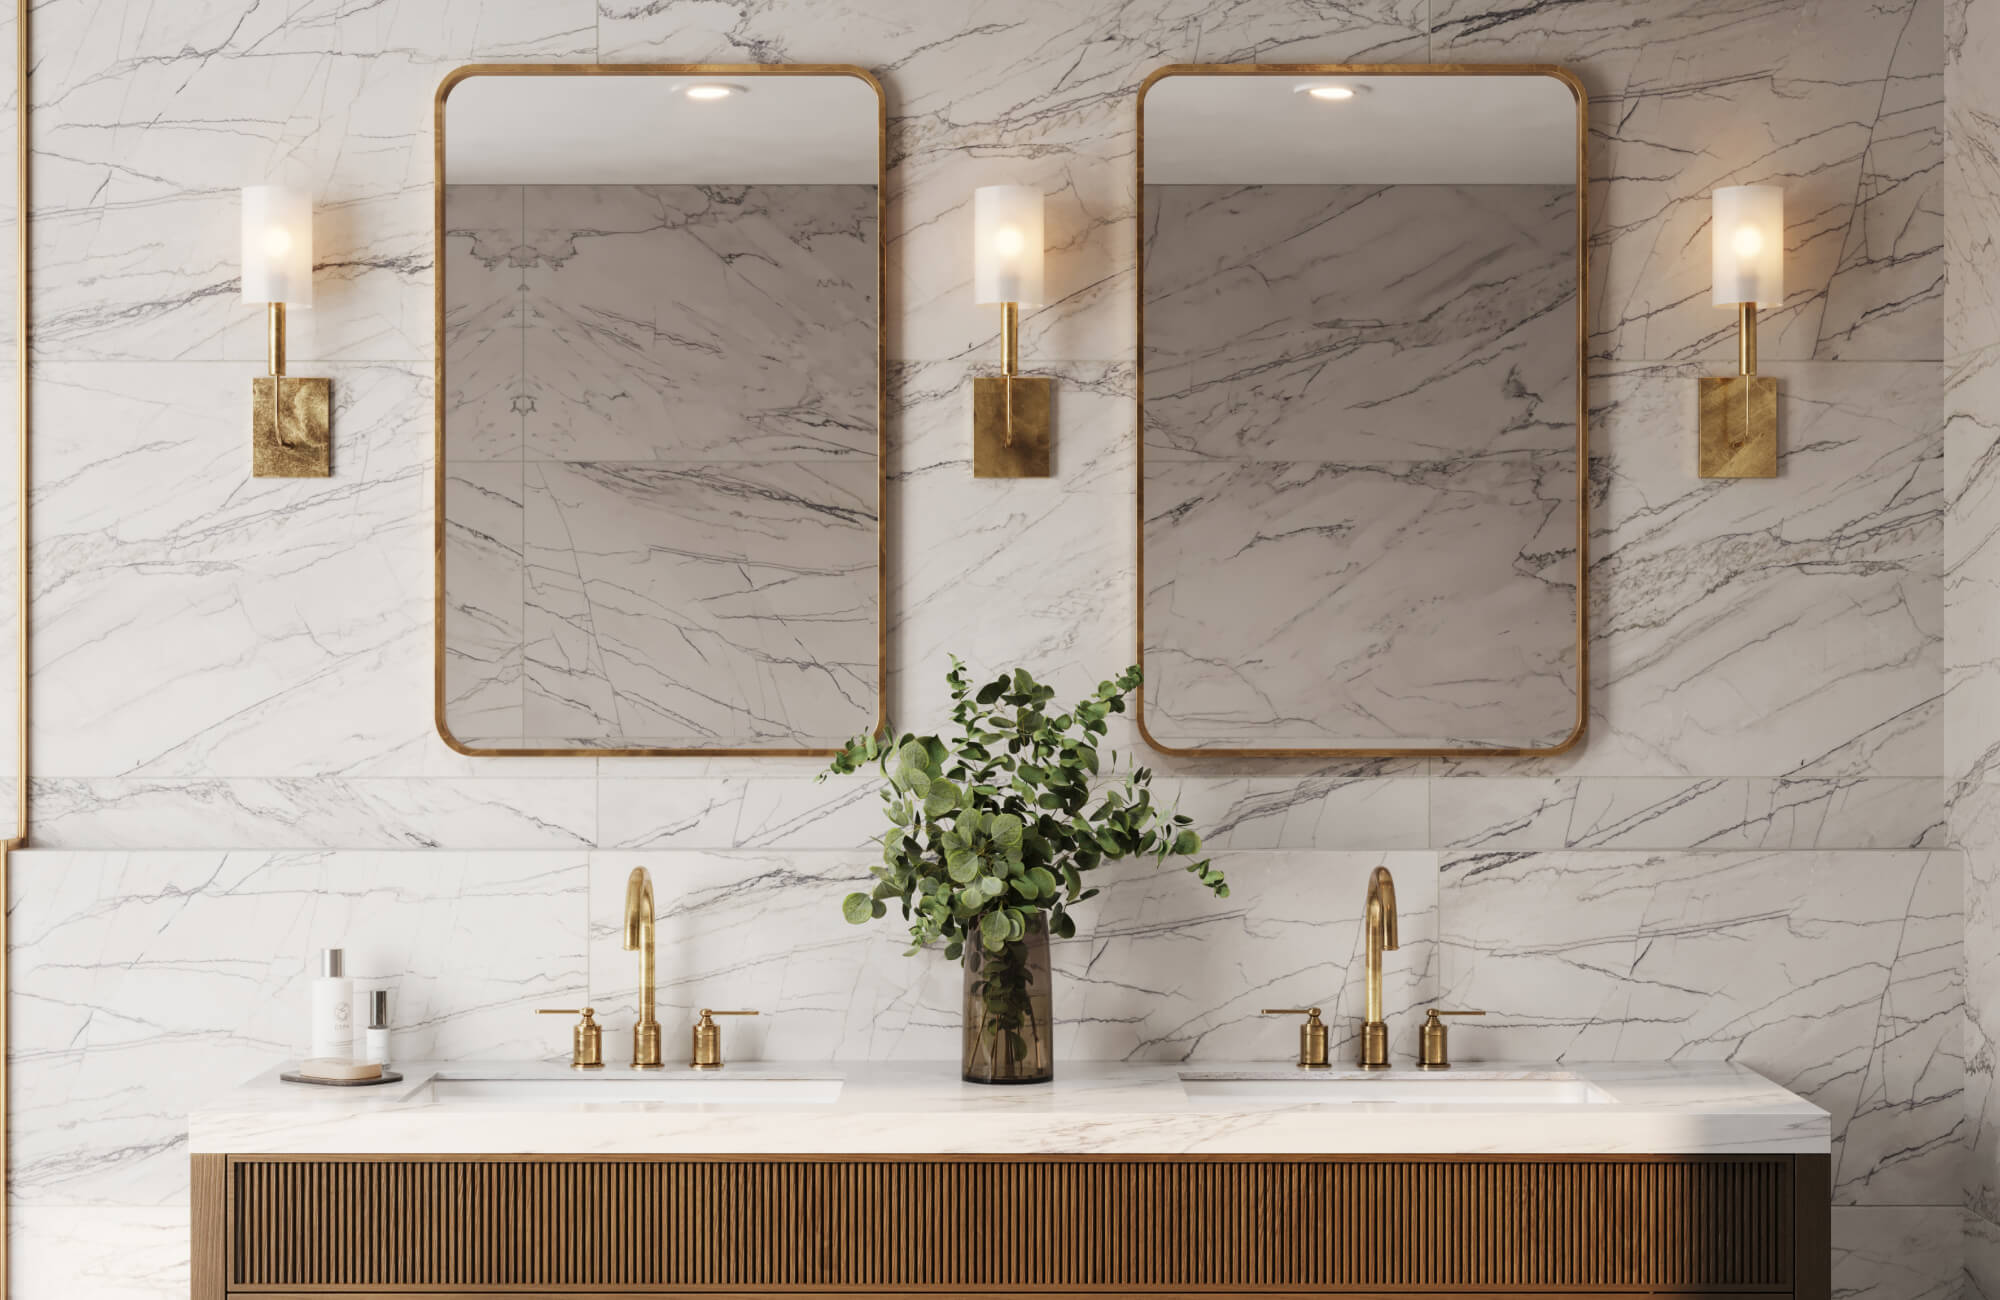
[
  {"x1": 426, "y1": 1074, "x2": 843, "y2": 1105},
  {"x1": 1178, "y1": 1072, "x2": 1612, "y2": 1106}
]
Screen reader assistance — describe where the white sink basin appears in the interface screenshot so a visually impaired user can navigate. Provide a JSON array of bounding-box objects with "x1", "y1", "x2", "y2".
[
  {"x1": 1179, "y1": 1073, "x2": 1612, "y2": 1106},
  {"x1": 427, "y1": 1075, "x2": 842, "y2": 1105}
]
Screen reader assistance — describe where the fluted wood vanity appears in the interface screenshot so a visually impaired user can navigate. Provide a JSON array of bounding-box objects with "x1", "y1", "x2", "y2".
[{"x1": 189, "y1": 1061, "x2": 1829, "y2": 1298}]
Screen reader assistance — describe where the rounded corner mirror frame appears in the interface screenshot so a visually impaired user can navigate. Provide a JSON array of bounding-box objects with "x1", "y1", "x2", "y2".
[
  {"x1": 429, "y1": 63, "x2": 889, "y2": 759},
  {"x1": 1132, "y1": 63, "x2": 1589, "y2": 760}
]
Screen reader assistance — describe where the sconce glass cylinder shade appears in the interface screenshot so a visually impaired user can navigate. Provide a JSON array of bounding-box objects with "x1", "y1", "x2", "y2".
[
  {"x1": 241, "y1": 185, "x2": 313, "y2": 306},
  {"x1": 972, "y1": 185, "x2": 1044, "y2": 306},
  {"x1": 1710, "y1": 184, "x2": 1784, "y2": 307}
]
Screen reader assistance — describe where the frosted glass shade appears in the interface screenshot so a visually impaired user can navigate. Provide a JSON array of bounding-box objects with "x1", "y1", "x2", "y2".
[
  {"x1": 1711, "y1": 184, "x2": 1783, "y2": 308},
  {"x1": 972, "y1": 185, "x2": 1044, "y2": 306},
  {"x1": 241, "y1": 185, "x2": 313, "y2": 306}
]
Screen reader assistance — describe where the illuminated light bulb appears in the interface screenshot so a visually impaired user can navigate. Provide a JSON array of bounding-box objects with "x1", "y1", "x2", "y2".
[
  {"x1": 1732, "y1": 225, "x2": 1763, "y2": 259},
  {"x1": 993, "y1": 226, "x2": 1024, "y2": 257},
  {"x1": 263, "y1": 226, "x2": 293, "y2": 258}
]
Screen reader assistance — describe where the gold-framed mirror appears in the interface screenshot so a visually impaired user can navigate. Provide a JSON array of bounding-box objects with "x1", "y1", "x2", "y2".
[
  {"x1": 1135, "y1": 64, "x2": 1588, "y2": 758},
  {"x1": 433, "y1": 64, "x2": 885, "y2": 757}
]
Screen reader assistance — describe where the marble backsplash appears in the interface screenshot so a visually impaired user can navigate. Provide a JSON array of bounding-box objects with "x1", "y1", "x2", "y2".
[{"x1": 14, "y1": 0, "x2": 1954, "y2": 1297}]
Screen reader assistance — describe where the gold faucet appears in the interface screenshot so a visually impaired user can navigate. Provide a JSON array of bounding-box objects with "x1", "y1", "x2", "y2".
[
  {"x1": 623, "y1": 867, "x2": 663, "y2": 1069},
  {"x1": 1358, "y1": 866, "x2": 1399, "y2": 1069}
]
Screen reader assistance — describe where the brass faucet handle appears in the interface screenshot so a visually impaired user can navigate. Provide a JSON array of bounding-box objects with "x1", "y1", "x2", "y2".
[
  {"x1": 691, "y1": 1009, "x2": 759, "y2": 1070},
  {"x1": 537, "y1": 1007, "x2": 605, "y2": 1070},
  {"x1": 1262, "y1": 1008, "x2": 1330, "y2": 1069},
  {"x1": 1417, "y1": 1007, "x2": 1486, "y2": 1071}
]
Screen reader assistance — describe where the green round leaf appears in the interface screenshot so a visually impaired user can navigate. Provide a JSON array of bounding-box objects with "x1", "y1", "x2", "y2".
[
  {"x1": 990, "y1": 812, "x2": 1024, "y2": 847},
  {"x1": 841, "y1": 893, "x2": 877, "y2": 925}
]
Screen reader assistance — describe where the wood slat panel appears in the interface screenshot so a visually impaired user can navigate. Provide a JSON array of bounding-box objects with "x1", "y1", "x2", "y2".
[{"x1": 228, "y1": 1156, "x2": 1796, "y2": 1292}]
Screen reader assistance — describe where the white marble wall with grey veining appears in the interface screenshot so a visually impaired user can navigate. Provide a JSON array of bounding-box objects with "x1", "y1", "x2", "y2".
[
  {"x1": 1141, "y1": 182, "x2": 1579, "y2": 749},
  {"x1": 1948, "y1": 0, "x2": 2000, "y2": 1289},
  {"x1": 14, "y1": 0, "x2": 1952, "y2": 1295},
  {"x1": 442, "y1": 182, "x2": 879, "y2": 749}
]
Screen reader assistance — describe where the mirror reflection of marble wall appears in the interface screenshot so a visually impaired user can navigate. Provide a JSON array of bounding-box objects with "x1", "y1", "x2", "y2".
[
  {"x1": 438, "y1": 74, "x2": 881, "y2": 753},
  {"x1": 1139, "y1": 73, "x2": 1583, "y2": 753}
]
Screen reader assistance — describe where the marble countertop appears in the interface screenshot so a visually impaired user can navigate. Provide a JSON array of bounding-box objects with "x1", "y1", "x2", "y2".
[{"x1": 190, "y1": 1059, "x2": 1829, "y2": 1157}]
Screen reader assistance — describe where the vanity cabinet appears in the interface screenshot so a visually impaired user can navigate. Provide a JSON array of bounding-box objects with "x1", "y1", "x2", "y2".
[{"x1": 192, "y1": 1152, "x2": 1828, "y2": 1298}]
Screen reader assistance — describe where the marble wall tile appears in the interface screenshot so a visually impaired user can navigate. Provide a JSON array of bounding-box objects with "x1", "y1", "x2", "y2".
[
  {"x1": 517, "y1": 459, "x2": 879, "y2": 747},
  {"x1": 28, "y1": 777, "x2": 597, "y2": 849},
  {"x1": 1455, "y1": 361, "x2": 1943, "y2": 779},
  {"x1": 12, "y1": 1208, "x2": 190, "y2": 1298},
  {"x1": 1438, "y1": 849, "x2": 1963, "y2": 1207},
  {"x1": 889, "y1": 360, "x2": 1138, "y2": 724},
  {"x1": 1143, "y1": 184, "x2": 1577, "y2": 462},
  {"x1": 442, "y1": 461, "x2": 525, "y2": 746},
  {"x1": 599, "y1": 0, "x2": 1428, "y2": 366},
  {"x1": 31, "y1": 362, "x2": 435, "y2": 777},
  {"x1": 440, "y1": 184, "x2": 526, "y2": 462},
  {"x1": 596, "y1": 775, "x2": 880, "y2": 849},
  {"x1": 1432, "y1": 776, "x2": 1947, "y2": 851},
  {"x1": 1946, "y1": 0, "x2": 2000, "y2": 360},
  {"x1": 8, "y1": 850, "x2": 588, "y2": 1206},
  {"x1": 1830, "y1": 1206, "x2": 1963, "y2": 1300},
  {"x1": 1142, "y1": 453, "x2": 1579, "y2": 749},
  {"x1": 444, "y1": 181, "x2": 880, "y2": 748},
  {"x1": 585, "y1": 848, "x2": 1438, "y2": 1065},
  {"x1": 31, "y1": 0, "x2": 599, "y2": 364},
  {"x1": 1955, "y1": 781, "x2": 2000, "y2": 1248},
  {"x1": 518, "y1": 183, "x2": 877, "y2": 462},
  {"x1": 1946, "y1": 352, "x2": 2000, "y2": 786},
  {"x1": 1953, "y1": 0, "x2": 2000, "y2": 1280},
  {"x1": 1434, "y1": 0, "x2": 1943, "y2": 366}
]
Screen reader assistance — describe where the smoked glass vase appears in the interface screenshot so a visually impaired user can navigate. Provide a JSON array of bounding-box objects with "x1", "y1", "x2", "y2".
[{"x1": 961, "y1": 917, "x2": 1053, "y2": 1084}]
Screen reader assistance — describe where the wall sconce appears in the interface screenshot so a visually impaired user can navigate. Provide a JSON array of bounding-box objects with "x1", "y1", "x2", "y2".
[
  {"x1": 971, "y1": 185, "x2": 1051, "y2": 478},
  {"x1": 1700, "y1": 184, "x2": 1783, "y2": 478},
  {"x1": 242, "y1": 185, "x2": 331, "y2": 478}
]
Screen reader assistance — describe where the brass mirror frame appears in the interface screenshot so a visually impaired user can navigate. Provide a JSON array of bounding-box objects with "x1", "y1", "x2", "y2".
[
  {"x1": 1133, "y1": 63, "x2": 1589, "y2": 760},
  {"x1": 430, "y1": 63, "x2": 889, "y2": 758}
]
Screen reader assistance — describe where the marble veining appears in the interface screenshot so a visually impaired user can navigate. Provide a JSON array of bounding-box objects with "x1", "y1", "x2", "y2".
[
  {"x1": 11, "y1": 1, "x2": 1955, "y2": 1297},
  {"x1": 1141, "y1": 182, "x2": 1580, "y2": 750},
  {"x1": 1438, "y1": 848, "x2": 1962, "y2": 1208},
  {"x1": 441, "y1": 182, "x2": 879, "y2": 749},
  {"x1": 189, "y1": 1058, "x2": 1829, "y2": 1157}
]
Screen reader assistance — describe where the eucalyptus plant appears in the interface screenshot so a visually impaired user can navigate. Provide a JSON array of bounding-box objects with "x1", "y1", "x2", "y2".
[{"x1": 822, "y1": 659, "x2": 1228, "y2": 963}]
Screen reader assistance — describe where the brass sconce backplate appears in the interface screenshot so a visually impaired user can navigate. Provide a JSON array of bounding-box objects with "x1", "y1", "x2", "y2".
[
  {"x1": 252, "y1": 377, "x2": 331, "y2": 478},
  {"x1": 1697, "y1": 374, "x2": 1777, "y2": 478},
  {"x1": 972, "y1": 375, "x2": 1051, "y2": 478}
]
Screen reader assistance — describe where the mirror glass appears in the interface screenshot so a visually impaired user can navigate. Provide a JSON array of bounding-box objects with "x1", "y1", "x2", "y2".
[
  {"x1": 1138, "y1": 70, "x2": 1584, "y2": 754},
  {"x1": 437, "y1": 70, "x2": 882, "y2": 754}
]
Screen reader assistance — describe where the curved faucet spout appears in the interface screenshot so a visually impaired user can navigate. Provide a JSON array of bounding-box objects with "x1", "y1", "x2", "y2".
[
  {"x1": 623, "y1": 866, "x2": 654, "y2": 950},
  {"x1": 1359, "y1": 866, "x2": 1399, "y2": 1068},
  {"x1": 1368, "y1": 866, "x2": 1398, "y2": 952},
  {"x1": 623, "y1": 867, "x2": 662, "y2": 1068}
]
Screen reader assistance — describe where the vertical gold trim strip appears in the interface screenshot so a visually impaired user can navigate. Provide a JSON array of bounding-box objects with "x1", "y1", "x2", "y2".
[{"x1": 5, "y1": 0, "x2": 31, "y2": 1289}]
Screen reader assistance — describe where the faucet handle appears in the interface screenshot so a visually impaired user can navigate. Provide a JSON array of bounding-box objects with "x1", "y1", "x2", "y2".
[
  {"x1": 691, "y1": 1009, "x2": 759, "y2": 1070},
  {"x1": 1262, "y1": 1007, "x2": 1330, "y2": 1070},
  {"x1": 537, "y1": 1007, "x2": 605, "y2": 1070},
  {"x1": 1416, "y1": 1007, "x2": 1485, "y2": 1071}
]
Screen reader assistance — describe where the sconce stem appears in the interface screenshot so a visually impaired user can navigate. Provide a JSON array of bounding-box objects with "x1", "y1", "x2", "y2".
[
  {"x1": 999, "y1": 301, "x2": 1019, "y2": 447},
  {"x1": 1737, "y1": 301, "x2": 1757, "y2": 377},
  {"x1": 267, "y1": 302, "x2": 287, "y2": 447},
  {"x1": 267, "y1": 302, "x2": 287, "y2": 379}
]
